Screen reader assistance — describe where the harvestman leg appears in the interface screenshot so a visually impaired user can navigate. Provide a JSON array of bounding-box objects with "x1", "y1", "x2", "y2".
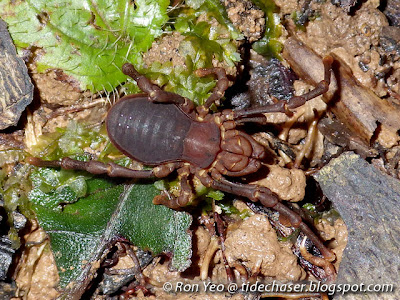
[
  {"x1": 230, "y1": 56, "x2": 334, "y2": 120},
  {"x1": 27, "y1": 157, "x2": 179, "y2": 179},
  {"x1": 122, "y1": 63, "x2": 194, "y2": 113},
  {"x1": 122, "y1": 63, "x2": 230, "y2": 117},
  {"x1": 28, "y1": 157, "x2": 194, "y2": 209},
  {"x1": 195, "y1": 55, "x2": 332, "y2": 122},
  {"x1": 153, "y1": 165, "x2": 195, "y2": 209},
  {"x1": 194, "y1": 67, "x2": 230, "y2": 118},
  {"x1": 196, "y1": 169, "x2": 336, "y2": 262}
]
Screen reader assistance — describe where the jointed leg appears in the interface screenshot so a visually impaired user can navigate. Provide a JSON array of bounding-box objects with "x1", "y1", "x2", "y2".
[
  {"x1": 286, "y1": 55, "x2": 333, "y2": 109},
  {"x1": 29, "y1": 155, "x2": 194, "y2": 209},
  {"x1": 232, "y1": 116, "x2": 269, "y2": 126},
  {"x1": 27, "y1": 157, "x2": 179, "y2": 179},
  {"x1": 122, "y1": 63, "x2": 194, "y2": 113},
  {"x1": 214, "y1": 211, "x2": 235, "y2": 282},
  {"x1": 300, "y1": 236, "x2": 336, "y2": 283},
  {"x1": 222, "y1": 130, "x2": 266, "y2": 160},
  {"x1": 195, "y1": 67, "x2": 230, "y2": 118},
  {"x1": 153, "y1": 165, "x2": 194, "y2": 209},
  {"x1": 231, "y1": 56, "x2": 333, "y2": 119},
  {"x1": 196, "y1": 169, "x2": 336, "y2": 262}
]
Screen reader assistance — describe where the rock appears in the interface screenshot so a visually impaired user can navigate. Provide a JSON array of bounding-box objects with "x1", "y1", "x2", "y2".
[
  {"x1": 314, "y1": 152, "x2": 400, "y2": 299},
  {"x1": 0, "y1": 19, "x2": 33, "y2": 129}
]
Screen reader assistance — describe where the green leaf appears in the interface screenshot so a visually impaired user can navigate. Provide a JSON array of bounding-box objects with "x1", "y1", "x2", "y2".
[
  {"x1": 143, "y1": 61, "x2": 217, "y2": 105},
  {"x1": 0, "y1": 0, "x2": 169, "y2": 92},
  {"x1": 30, "y1": 178, "x2": 192, "y2": 291},
  {"x1": 185, "y1": 0, "x2": 206, "y2": 10},
  {"x1": 206, "y1": 189, "x2": 224, "y2": 201},
  {"x1": 251, "y1": 0, "x2": 283, "y2": 57},
  {"x1": 28, "y1": 122, "x2": 113, "y2": 161},
  {"x1": 188, "y1": 0, "x2": 242, "y2": 39},
  {"x1": 142, "y1": 1, "x2": 242, "y2": 105},
  {"x1": 218, "y1": 202, "x2": 249, "y2": 218},
  {"x1": 174, "y1": 3, "x2": 241, "y2": 66}
]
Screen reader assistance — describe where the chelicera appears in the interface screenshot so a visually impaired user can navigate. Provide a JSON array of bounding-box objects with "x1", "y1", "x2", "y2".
[{"x1": 28, "y1": 57, "x2": 335, "y2": 262}]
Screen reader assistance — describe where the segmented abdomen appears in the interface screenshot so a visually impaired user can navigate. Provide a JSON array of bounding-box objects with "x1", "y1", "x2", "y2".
[{"x1": 106, "y1": 96, "x2": 191, "y2": 165}]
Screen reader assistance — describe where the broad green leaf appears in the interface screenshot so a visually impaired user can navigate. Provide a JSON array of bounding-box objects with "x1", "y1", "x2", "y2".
[
  {"x1": 0, "y1": 0, "x2": 169, "y2": 91},
  {"x1": 30, "y1": 177, "x2": 192, "y2": 291}
]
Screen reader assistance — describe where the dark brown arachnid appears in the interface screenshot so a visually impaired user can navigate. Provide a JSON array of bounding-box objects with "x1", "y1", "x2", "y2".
[{"x1": 28, "y1": 56, "x2": 336, "y2": 262}]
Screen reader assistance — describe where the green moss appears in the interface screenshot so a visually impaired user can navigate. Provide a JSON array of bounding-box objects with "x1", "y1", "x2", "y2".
[
  {"x1": 0, "y1": 0, "x2": 170, "y2": 92},
  {"x1": 251, "y1": 0, "x2": 283, "y2": 58}
]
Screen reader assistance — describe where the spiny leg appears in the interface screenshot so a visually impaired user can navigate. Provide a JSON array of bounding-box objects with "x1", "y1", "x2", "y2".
[
  {"x1": 196, "y1": 169, "x2": 335, "y2": 262},
  {"x1": 293, "y1": 110, "x2": 320, "y2": 168},
  {"x1": 153, "y1": 165, "x2": 194, "y2": 209},
  {"x1": 214, "y1": 210, "x2": 235, "y2": 282},
  {"x1": 122, "y1": 63, "x2": 194, "y2": 113},
  {"x1": 231, "y1": 56, "x2": 333, "y2": 119},
  {"x1": 299, "y1": 236, "x2": 336, "y2": 283},
  {"x1": 195, "y1": 67, "x2": 230, "y2": 118},
  {"x1": 27, "y1": 157, "x2": 179, "y2": 179}
]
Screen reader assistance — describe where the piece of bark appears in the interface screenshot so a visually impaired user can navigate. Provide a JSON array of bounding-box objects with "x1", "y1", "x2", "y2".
[
  {"x1": 318, "y1": 116, "x2": 378, "y2": 158},
  {"x1": 314, "y1": 152, "x2": 400, "y2": 299},
  {"x1": 282, "y1": 37, "x2": 400, "y2": 145},
  {"x1": 0, "y1": 19, "x2": 33, "y2": 129}
]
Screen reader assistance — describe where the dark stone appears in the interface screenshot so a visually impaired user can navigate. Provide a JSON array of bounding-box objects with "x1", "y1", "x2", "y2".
[
  {"x1": 314, "y1": 152, "x2": 400, "y2": 299},
  {"x1": 383, "y1": 0, "x2": 400, "y2": 27},
  {"x1": 230, "y1": 53, "x2": 296, "y2": 109},
  {"x1": 0, "y1": 19, "x2": 34, "y2": 129},
  {"x1": 331, "y1": 0, "x2": 357, "y2": 12},
  {"x1": 379, "y1": 26, "x2": 400, "y2": 56},
  {"x1": 0, "y1": 235, "x2": 15, "y2": 280}
]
